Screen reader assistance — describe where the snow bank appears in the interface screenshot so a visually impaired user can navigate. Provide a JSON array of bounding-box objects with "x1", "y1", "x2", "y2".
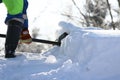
[
  {"x1": 58, "y1": 21, "x2": 120, "y2": 80},
  {"x1": 0, "y1": 21, "x2": 120, "y2": 80}
]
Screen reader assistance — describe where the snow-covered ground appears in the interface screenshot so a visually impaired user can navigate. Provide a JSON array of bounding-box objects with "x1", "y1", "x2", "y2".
[{"x1": 0, "y1": 21, "x2": 120, "y2": 80}]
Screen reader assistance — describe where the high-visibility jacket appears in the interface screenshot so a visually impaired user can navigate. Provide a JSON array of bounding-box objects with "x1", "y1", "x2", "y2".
[
  {"x1": 1, "y1": 0, "x2": 28, "y2": 28},
  {"x1": 2, "y1": 0, "x2": 23, "y2": 15}
]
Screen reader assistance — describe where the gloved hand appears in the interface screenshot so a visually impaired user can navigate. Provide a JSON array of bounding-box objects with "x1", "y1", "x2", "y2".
[{"x1": 19, "y1": 28, "x2": 32, "y2": 44}]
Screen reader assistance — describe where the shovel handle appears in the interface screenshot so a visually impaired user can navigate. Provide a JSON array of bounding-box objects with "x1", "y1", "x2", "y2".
[{"x1": 0, "y1": 34, "x2": 60, "y2": 46}]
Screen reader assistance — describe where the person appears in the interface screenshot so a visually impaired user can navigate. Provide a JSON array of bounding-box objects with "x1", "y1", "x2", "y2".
[{"x1": 0, "y1": 0, "x2": 32, "y2": 58}]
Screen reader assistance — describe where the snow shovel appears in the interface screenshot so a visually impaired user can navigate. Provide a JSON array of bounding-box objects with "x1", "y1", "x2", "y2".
[{"x1": 0, "y1": 32, "x2": 68, "y2": 46}]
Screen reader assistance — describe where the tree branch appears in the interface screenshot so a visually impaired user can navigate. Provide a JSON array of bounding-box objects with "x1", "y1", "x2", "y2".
[
  {"x1": 106, "y1": 0, "x2": 116, "y2": 30},
  {"x1": 72, "y1": 0, "x2": 90, "y2": 26}
]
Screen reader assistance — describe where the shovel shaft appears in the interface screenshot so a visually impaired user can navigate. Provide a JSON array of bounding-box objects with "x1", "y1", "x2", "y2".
[
  {"x1": 0, "y1": 34, "x2": 60, "y2": 46},
  {"x1": 32, "y1": 38, "x2": 60, "y2": 46}
]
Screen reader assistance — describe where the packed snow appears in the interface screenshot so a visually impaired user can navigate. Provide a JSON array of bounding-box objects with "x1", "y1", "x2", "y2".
[{"x1": 0, "y1": 21, "x2": 120, "y2": 80}]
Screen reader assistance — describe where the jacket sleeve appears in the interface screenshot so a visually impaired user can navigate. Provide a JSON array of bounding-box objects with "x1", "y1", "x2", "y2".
[{"x1": 0, "y1": 0, "x2": 2, "y2": 3}]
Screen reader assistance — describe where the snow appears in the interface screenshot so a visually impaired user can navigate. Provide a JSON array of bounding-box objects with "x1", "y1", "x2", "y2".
[
  {"x1": 0, "y1": 21, "x2": 120, "y2": 80},
  {"x1": 0, "y1": 0, "x2": 120, "y2": 79}
]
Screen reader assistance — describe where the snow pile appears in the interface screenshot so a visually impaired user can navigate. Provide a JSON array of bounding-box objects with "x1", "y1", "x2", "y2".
[
  {"x1": 0, "y1": 21, "x2": 120, "y2": 80},
  {"x1": 59, "y1": 21, "x2": 120, "y2": 63},
  {"x1": 59, "y1": 21, "x2": 120, "y2": 80}
]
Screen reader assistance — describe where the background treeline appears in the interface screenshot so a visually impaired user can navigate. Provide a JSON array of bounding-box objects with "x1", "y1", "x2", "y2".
[{"x1": 62, "y1": 0, "x2": 120, "y2": 30}]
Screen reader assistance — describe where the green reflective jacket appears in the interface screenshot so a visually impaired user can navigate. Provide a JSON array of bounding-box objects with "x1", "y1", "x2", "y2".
[{"x1": 2, "y1": 0, "x2": 23, "y2": 15}]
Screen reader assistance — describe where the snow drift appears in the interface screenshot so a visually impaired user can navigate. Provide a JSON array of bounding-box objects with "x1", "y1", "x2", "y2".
[
  {"x1": 0, "y1": 21, "x2": 120, "y2": 80},
  {"x1": 58, "y1": 21, "x2": 120, "y2": 80}
]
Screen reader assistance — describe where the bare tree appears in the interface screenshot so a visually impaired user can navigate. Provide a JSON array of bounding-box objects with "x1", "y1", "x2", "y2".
[
  {"x1": 63, "y1": 0, "x2": 108, "y2": 28},
  {"x1": 72, "y1": 0, "x2": 90, "y2": 26},
  {"x1": 85, "y1": 0, "x2": 108, "y2": 27},
  {"x1": 118, "y1": 0, "x2": 120, "y2": 8},
  {"x1": 106, "y1": 0, "x2": 116, "y2": 30},
  {"x1": 61, "y1": 0, "x2": 120, "y2": 29}
]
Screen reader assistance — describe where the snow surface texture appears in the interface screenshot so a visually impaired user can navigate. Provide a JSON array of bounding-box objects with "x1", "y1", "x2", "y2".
[{"x1": 0, "y1": 21, "x2": 120, "y2": 80}]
